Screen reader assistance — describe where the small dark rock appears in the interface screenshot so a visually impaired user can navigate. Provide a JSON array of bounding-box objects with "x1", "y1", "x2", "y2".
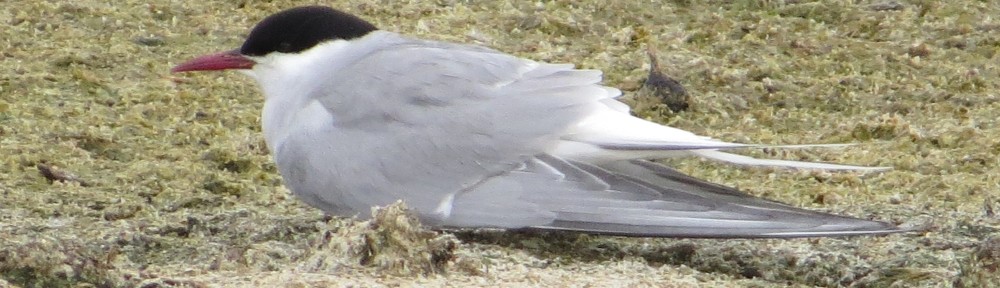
[
  {"x1": 37, "y1": 163, "x2": 91, "y2": 186},
  {"x1": 643, "y1": 47, "x2": 690, "y2": 112},
  {"x1": 985, "y1": 197, "x2": 995, "y2": 218},
  {"x1": 52, "y1": 54, "x2": 97, "y2": 67},
  {"x1": 973, "y1": 237, "x2": 1000, "y2": 272},
  {"x1": 133, "y1": 36, "x2": 165, "y2": 47},
  {"x1": 869, "y1": 1, "x2": 905, "y2": 11},
  {"x1": 907, "y1": 43, "x2": 931, "y2": 57},
  {"x1": 641, "y1": 242, "x2": 697, "y2": 265}
]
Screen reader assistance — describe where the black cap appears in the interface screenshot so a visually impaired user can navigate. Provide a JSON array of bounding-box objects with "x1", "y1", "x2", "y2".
[{"x1": 240, "y1": 6, "x2": 378, "y2": 56}]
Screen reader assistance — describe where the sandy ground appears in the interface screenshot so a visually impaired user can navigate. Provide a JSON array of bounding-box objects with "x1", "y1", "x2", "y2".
[{"x1": 2, "y1": 0, "x2": 999, "y2": 287}]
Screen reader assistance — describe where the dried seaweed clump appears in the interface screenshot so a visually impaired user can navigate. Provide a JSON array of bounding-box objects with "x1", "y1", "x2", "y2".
[
  {"x1": 954, "y1": 236, "x2": 1000, "y2": 287},
  {"x1": 0, "y1": 235, "x2": 134, "y2": 287},
  {"x1": 299, "y1": 201, "x2": 458, "y2": 276}
]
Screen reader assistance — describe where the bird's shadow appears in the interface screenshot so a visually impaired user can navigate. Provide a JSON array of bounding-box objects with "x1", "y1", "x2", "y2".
[
  {"x1": 445, "y1": 228, "x2": 928, "y2": 284},
  {"x1": 447, "y1": 228, "x2": 701, "y2": 268}
]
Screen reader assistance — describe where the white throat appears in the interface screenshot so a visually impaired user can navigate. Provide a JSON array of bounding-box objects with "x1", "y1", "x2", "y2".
[{"x1": 243, "y1": 37, "x2": 360, "y2": 156}]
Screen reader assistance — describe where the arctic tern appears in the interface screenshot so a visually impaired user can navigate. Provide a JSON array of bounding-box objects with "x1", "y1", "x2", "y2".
[{"x1": 172, "y1": 6, "x2": 905, "y2": 238}]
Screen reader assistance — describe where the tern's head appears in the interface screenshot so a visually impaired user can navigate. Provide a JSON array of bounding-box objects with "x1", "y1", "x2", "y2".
[{"x1": 171, "y1": 6, "x2": 377, "y2": 74}]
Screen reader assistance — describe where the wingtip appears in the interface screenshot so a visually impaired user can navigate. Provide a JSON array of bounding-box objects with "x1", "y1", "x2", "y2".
[{"x1": 691, "y1": 150, "x2": 892, "y2": 172}]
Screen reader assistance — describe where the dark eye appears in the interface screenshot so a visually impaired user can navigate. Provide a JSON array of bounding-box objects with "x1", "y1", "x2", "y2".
[{"x1": 277, "y1": 42, "x2": 292, "y2": 52}]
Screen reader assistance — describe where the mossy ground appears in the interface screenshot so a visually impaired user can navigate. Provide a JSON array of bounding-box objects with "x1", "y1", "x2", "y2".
[{"x1": 2, "y1": 0, "x2": 998, "y2": 287}]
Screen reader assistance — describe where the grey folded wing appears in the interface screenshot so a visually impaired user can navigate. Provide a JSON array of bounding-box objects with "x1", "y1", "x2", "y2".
[
  {"x1": 295, "y1": 33, "x2": 902, "y2": 238},
  {"x1": 288, "y1": 33, "x2": 619, "y2": 218},
  {"x1": 444, "y1": 155, "x2": 904, "y2": 238}
]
